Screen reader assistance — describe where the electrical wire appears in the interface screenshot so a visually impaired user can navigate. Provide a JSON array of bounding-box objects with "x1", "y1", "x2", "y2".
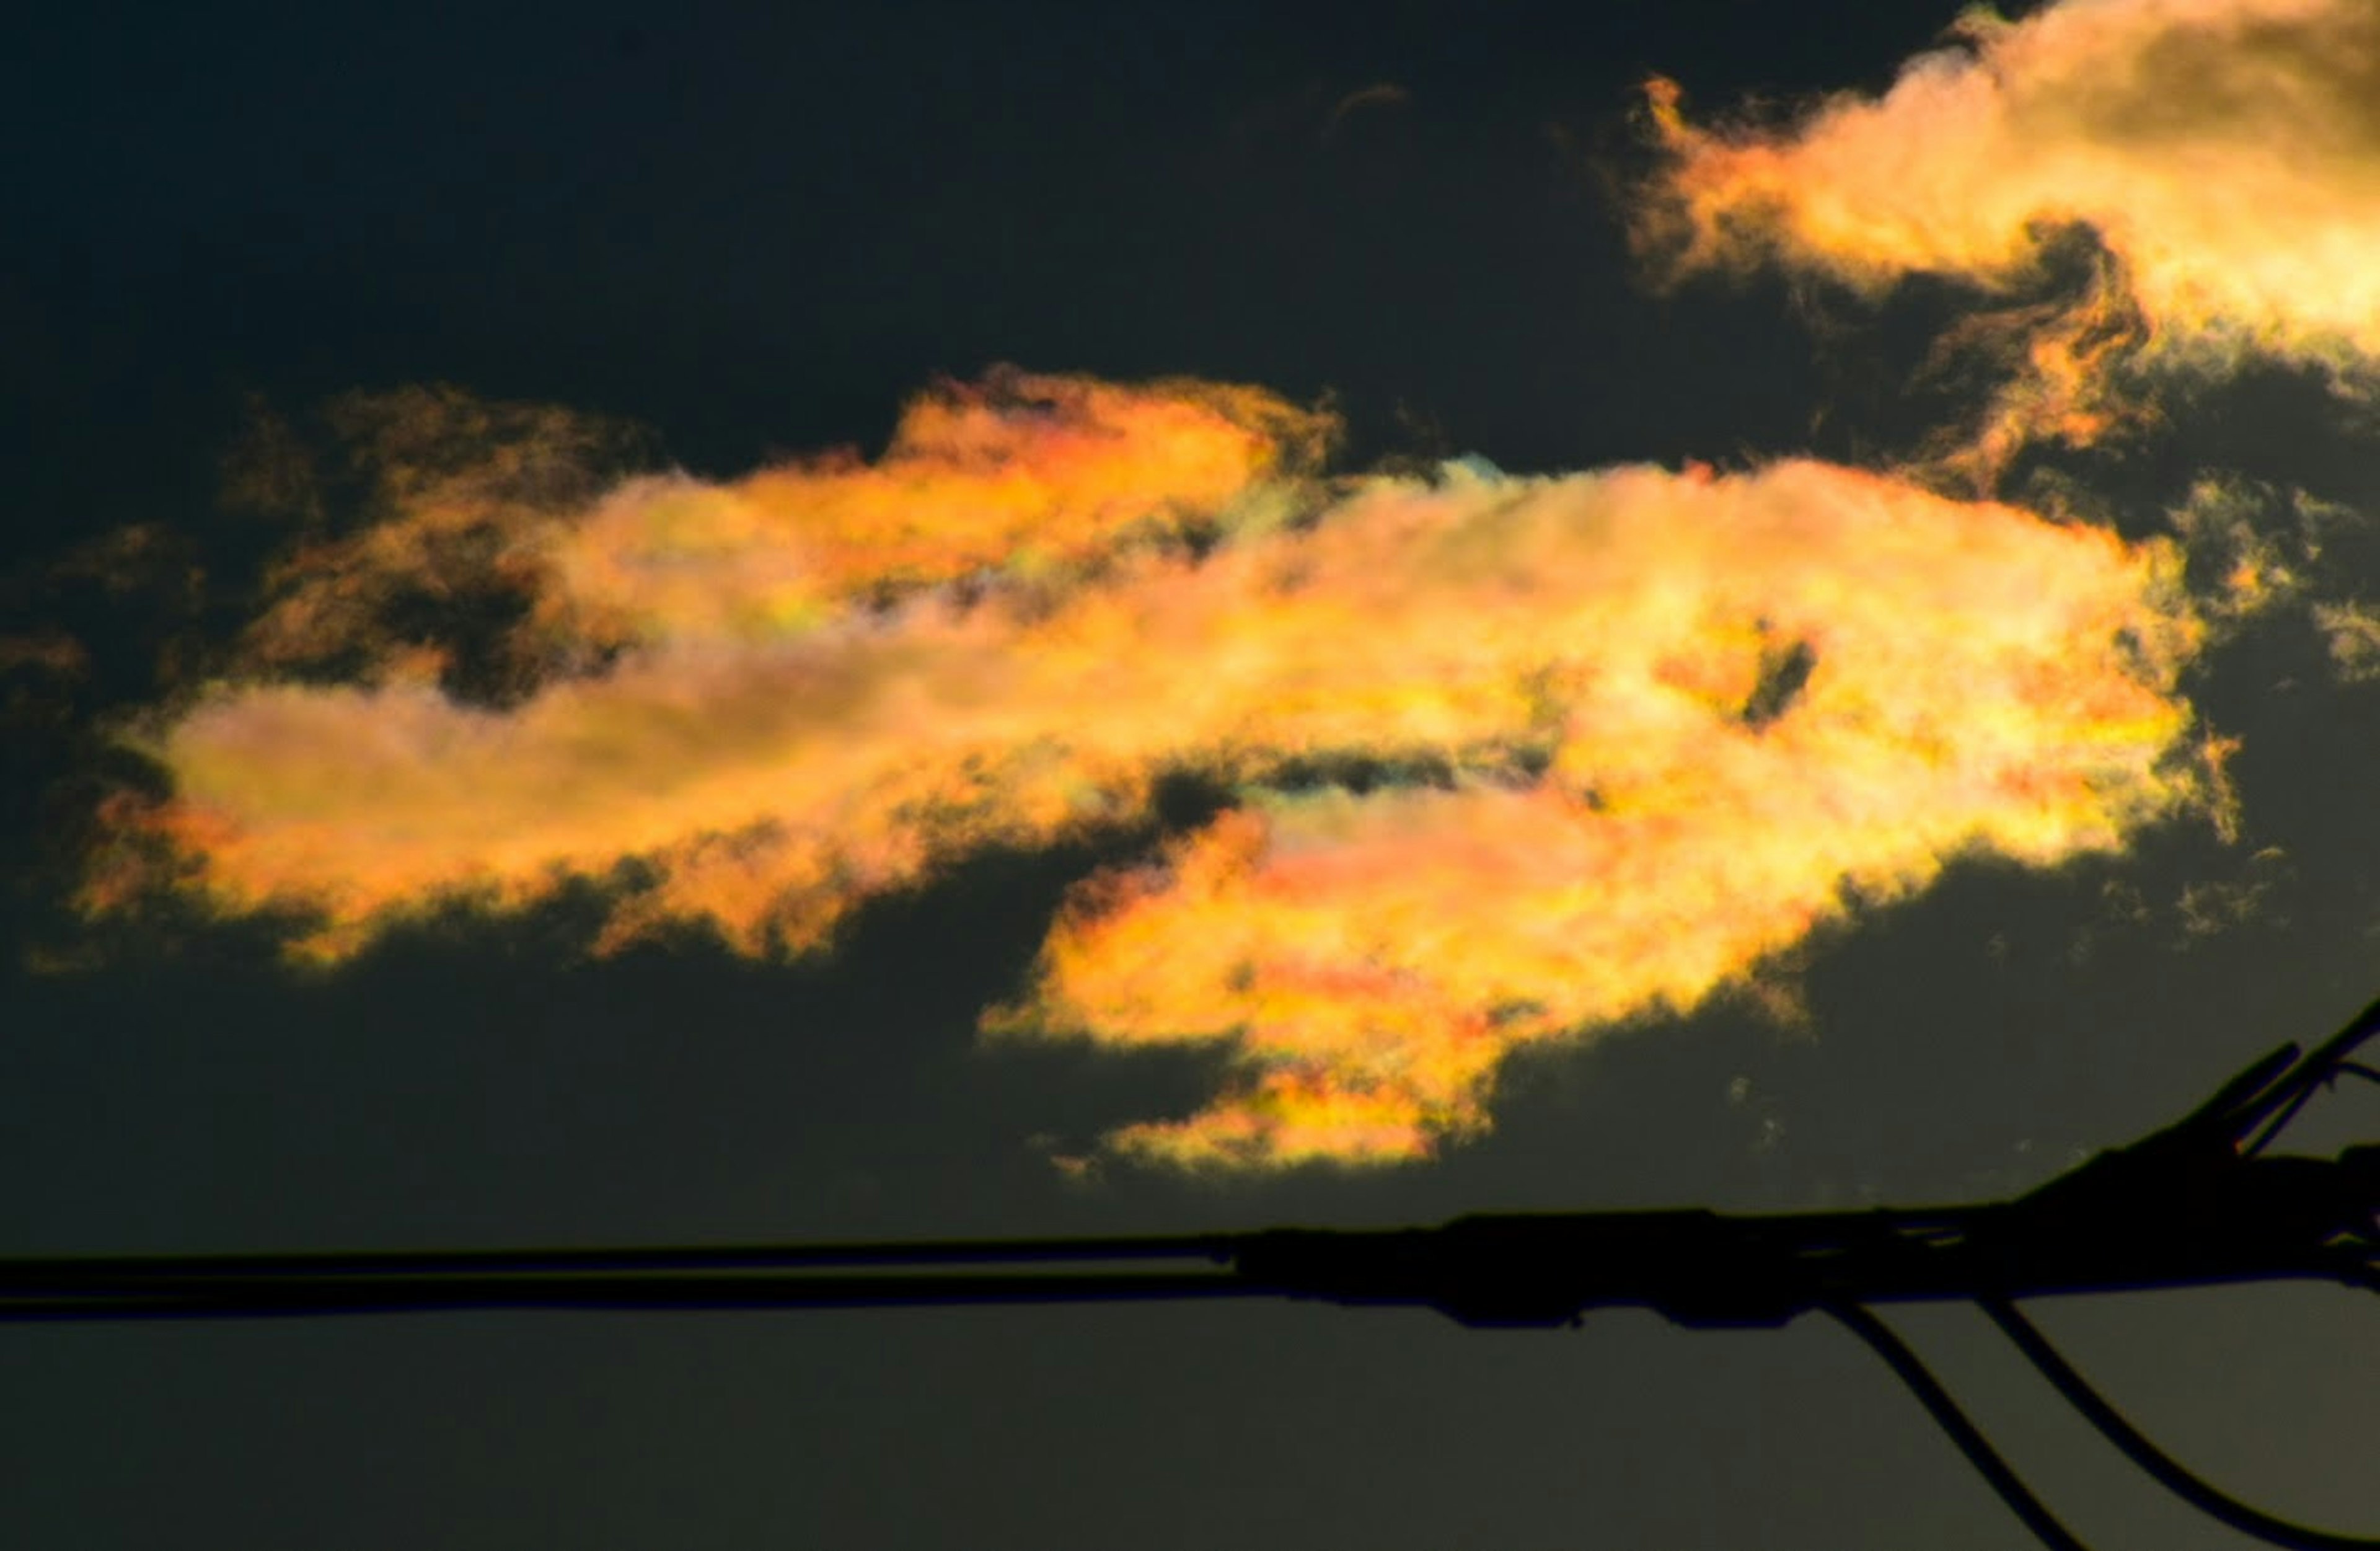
[
  {"x1": 1823, "y1": 1301, "x2": 2094, "y2": 1551},
  {"x1": 1978, "y1": 1297, "x2": 2380, "y2": 1551},
  {"x1": 2245, "y1": 1002, "x2": 2380, "y2": 1158}
]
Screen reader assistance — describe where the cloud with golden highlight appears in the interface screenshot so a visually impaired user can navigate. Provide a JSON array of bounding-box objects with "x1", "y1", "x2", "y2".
[
  {"x1": 86, "y1": 372, "x2": 2224, "y2": 1167},
  {"x1": 1642, "y1": 0, "x2": 2380, "y2": 461},
  {"x1": 231, "y1": 371, "x2": 1328, "y2": 699}
]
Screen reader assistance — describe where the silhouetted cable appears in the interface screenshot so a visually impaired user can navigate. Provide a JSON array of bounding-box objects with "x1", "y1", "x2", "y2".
[
  {"x1": 12, "y1": 1187, "x2": 2370, "y2": 1325},
  {"x1": 2244, "y1": 1000, "x2": 2380, "y2": 1158},
  {"x1": 2252, "y1": 1087, "x2": 2342, "y2": 1157},
  {"x1": 1978, "y1": 1297, "x2": 2380, "y2": 1551},
  {"x1": 0, "y1": 1269, "x2": 1264, "y2": 1320},
  {"x1": 0, "y1": 1231, "x2": 1236, "y2": 1283},
  {"x1": 1823, "y1": 1301, "x2": 2093, "y2": 1551},
  {"x1": 4, "y1": 995, "x2": 2376, "y2": 1550}
]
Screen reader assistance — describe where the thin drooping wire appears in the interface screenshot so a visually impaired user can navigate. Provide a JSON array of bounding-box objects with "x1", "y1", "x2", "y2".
[
  {"x1": 2250, "y1": 1084, "x2": 2341, "y2": 1157},
  {"x1": 1979, "y1": 1297, "x2": 2380, "y2": 1551},
  {"x1": 1902, "y1": 1000, "x2": 2380, "y2": 1550},
  {"x1": 2244, "y1": 1002, "x2": 2380, "y2": 1158},
  {"x1": 1823, "y1": 1302, "x2": 2094, "y2": 1551}
]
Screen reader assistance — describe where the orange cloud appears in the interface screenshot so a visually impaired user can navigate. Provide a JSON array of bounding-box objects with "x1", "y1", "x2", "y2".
[
  {"x1": 995, "y1": 461, "x2": 2214, "y2": 1165},
  {"x1": 234, "y1": 371, "x2": 1329, "y2": 695},
  {"x1": 94, "y1": 376, "x2": 2217, "y2": 1166},
  {"x1": 1642, "y1": 0, "x2": 2380, "y2": 457},
  {"x1": 542, "y1": 369, "x2": 1331, "y2": 647}
]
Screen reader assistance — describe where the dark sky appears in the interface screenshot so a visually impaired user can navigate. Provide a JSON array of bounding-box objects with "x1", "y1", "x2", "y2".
[{"x1": 4, "y1": 2, "x2": 2377, "y2": 1548}]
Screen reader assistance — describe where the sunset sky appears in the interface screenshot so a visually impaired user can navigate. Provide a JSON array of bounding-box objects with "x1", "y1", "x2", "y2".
[{"x1": 5, "y1": 1, "x2": 2378, "y2": 1547}]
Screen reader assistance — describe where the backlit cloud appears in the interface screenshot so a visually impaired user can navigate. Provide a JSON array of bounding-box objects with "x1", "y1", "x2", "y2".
[
  {"x1": 90, "y1": 375, "x2": 2218, "y2": 1166},
  {"x1": 1642, "y1": 0, "x2": 2380, "y2": 456}
]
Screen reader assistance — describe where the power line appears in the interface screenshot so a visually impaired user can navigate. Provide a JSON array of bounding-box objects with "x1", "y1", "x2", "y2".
[{"x1": 7, "y1": 997, "x2": 2377, "y2": 1551}]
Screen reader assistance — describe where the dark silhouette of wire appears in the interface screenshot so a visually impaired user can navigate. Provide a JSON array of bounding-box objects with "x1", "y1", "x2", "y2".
[
  {"x1": 0, "y1": 1269, "x2": 1264, "y2": 1320},
  {"x1": 2, "y1": 993, "x2": 2371, "y2": 1546},
  {"x1": 2252, "y1": 1087, "x2": 2338, "y2": 1157},
  {"x1": 2244, "y1": 1002, "x2": 2380, "y2": 1158},
  {"x1": 1978, "y1": 1297, "x2": 2380, "y2": 1551},
  {"x1": 1823, "y1": 1301, "x2": 2094, "y2": 1551}
]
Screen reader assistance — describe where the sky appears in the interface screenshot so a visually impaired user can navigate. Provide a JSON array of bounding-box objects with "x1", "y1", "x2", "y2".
[{"x1": 4, "y1": 0, "x2": 2378, "y2": 1546}]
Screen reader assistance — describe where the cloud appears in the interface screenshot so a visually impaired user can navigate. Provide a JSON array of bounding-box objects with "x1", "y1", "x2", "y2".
[
  {"x1": 90, "y1": 374, "x2": 2219, "y2": 1167},
  {"x1": 0, "y1": 634, "x2": 90, "y2": 679},
  {"x1": 1641, "y1": 0, "x2": 2380, "y2": 458},
  {"x1": 229, "y1": 372, "x2": 1326, "y2": 700},
  {"x1": 2313, "y1": 598, "x2": 2380, "y2": 681},
  {"x1": 1323, "y1": 82, "x2": 1413, "y2": 139}
]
